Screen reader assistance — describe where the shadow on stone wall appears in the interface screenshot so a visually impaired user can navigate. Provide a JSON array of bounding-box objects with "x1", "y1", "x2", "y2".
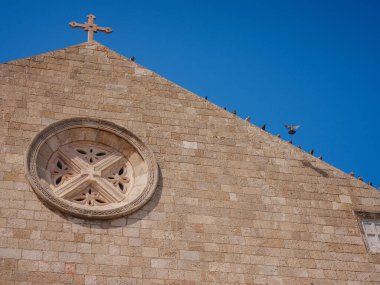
[{"x1": 301, "y1": 160, "x2": 329, "y2": 178}]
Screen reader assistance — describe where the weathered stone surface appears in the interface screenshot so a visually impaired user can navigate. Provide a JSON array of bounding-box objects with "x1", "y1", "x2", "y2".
[{"x1": 0, "y1": 41, "x2": 379, "y2": 284}]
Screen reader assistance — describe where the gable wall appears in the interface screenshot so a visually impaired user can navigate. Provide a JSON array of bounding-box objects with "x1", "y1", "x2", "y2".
[{"x1": 0, "y1": 42, "x2": 379, "y2": 284}]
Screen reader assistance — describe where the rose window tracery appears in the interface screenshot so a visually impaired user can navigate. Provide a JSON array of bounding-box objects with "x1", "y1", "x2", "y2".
[
  {"x1": 107, "y1": 164, "x2": 130, "y2": 192},
  {"x1": 75, "y1": 146, "x2": 108, "y2": 164},
  {"x1": 72, "y1": 187, "x2": 107, "y2": 206},
  {"x1": 25, "y1": 118, "x2": 158, "y2": 219},
  {"x1": 50, "y1": 158, "x2": 76, "y2": 187},
  {"x1": 47, "y1": 142, "x2": 132, "y2": 207}
]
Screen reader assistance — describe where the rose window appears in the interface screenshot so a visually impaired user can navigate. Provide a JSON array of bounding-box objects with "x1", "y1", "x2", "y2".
[{"x1": 25, "y1": 118, "x2": 158, "y2": 219}]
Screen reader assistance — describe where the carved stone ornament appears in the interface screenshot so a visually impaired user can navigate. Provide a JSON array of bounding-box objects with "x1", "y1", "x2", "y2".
[{"x1": 25, "y1": 118, "x2": 158, "y2": 219}]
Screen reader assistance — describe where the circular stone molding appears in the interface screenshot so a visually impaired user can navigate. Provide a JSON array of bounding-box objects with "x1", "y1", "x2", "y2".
[{"x1": 25, "y1": 117, "x2": 158, "y2": 219}]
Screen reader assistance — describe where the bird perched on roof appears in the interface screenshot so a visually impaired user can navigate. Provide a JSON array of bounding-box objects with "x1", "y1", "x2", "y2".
[
  {"x1": 245, "y1": 116, "x2": 250, "y2": 122},
  {"x1": 358, "y1": 176, "x2": 363, "y2": 181},
  {"x1": 130, "y1": 56, "x2": 135, "y2": 62},
  {"x1": 276, "y1": 134, "x2": 281, "y2": 138},
  {"x1": 318, "y1": 156, "x2": 323, "y2": 160},
  {"x1": 204, "y1": 96, "x2": 208, "y2": 100},
  {"x1": 232, "y1": 110, "x2": 237, "y2": 115},
  {"x1": 349, "y1": 171, "x2": 355, "y2": 177},
  {"x1": 261, "y1": 124, "x2": 266, "y2": 130},
  {"x1": 309, "y1": 149, "x2": 314, "y2": 155},
  {"x1": 284, "y1": 124, "x2": 301, "y2": 135}
]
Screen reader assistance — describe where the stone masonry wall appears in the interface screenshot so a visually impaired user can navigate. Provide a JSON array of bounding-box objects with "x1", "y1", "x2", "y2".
[{"x1": 0, "y1": 42, "x2": 379, "y2": 284}]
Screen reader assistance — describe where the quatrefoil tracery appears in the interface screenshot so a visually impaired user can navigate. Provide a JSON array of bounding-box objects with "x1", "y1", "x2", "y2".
[
  {"x1": 48, "y1": 143, "x2": 132, "y2": 206},
  {"x1": 50, "y1": 158, "x2": 76, "y2": 187},
  {"x1": 107, "y1": 165, "x2": 130, "y2": 192},
  {"x1": 72, "y1": 187, "x2": 107, "y2": 206},
  {"x1": 75, "y1": 146, "x2": 108, "y2": 164}
]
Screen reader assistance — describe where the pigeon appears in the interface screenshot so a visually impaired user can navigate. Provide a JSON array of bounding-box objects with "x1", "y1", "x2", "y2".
[
  {"x1": 298, "y1": 145, "x2": 302, "y2": 149},
  {"x1": 288, "y1": 140, "x2": 293, "y2": 144},
  {"x1": 358, "y1": 176, "x2": 363, "y2": 181},
  {"x1": 261, "y1": 124, "x2": 266, "y2": 130},
  {"x1": 130, "y1": 56, "x2": 135, "y2": 62},
  {"x1": 245, "y1": 116, "x2": 251, "y2": 122},
  {"x1": 368, "y1": 182, "x2": 373, "y2": 186},
  {"x1": 284, "y1": 124, "x2": 301, "y2": 135},
  {"x1": 349, "y1": 171, "x2": 355, "y2": 177},
  {"x1": 232, "y1": 110, "x2": 237, "y2": 115},
  {"x1": 309, "y1": 149, "x2": 314, "y2": 155},
  {"x1": 223, "y1": 107, "x2": 227, "y2": 110},
  {"x1": 276, "y1": 134, "x2": 281, "y2": 138},
  {"x1": 204, "y1": 96, "x2": 208, "y2": 100},
  {"x1": 318, "y1": 156, "x2": 323, "y2": 160}
]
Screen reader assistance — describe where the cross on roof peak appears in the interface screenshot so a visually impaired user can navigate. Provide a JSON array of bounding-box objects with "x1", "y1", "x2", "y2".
[{"x1": 69, "y1": 14, "x2": 112, "y2": 42}]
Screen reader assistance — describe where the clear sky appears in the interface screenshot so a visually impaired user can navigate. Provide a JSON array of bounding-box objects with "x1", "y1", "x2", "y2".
[{"x1": 1, "y1": 0, "x2": 379, "y2": 188}]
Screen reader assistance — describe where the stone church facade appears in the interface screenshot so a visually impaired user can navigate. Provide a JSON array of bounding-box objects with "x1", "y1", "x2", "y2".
[{"x1": 0, "y1": 41, "x2": 379, "y2": 284}]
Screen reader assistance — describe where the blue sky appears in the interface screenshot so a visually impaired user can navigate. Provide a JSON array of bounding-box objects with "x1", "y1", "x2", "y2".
[{"x1": 1, "y1": 1, "x2": 379, "y2": 188}]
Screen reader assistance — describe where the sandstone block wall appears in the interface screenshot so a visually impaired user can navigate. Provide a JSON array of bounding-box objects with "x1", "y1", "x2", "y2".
[{"x1": 0, "y1": 42, "x2": 379, "y2": 284}]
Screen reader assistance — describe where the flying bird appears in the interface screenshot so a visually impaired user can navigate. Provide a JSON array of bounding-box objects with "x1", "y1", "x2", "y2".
[{"x1": 284, "y1": 124, "x2": 301, "y2": 135}]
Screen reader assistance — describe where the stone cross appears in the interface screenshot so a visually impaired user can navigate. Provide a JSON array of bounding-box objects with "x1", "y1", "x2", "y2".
[{"x1": 69, "y1": 14, "x2": 112, "y2": 42}]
